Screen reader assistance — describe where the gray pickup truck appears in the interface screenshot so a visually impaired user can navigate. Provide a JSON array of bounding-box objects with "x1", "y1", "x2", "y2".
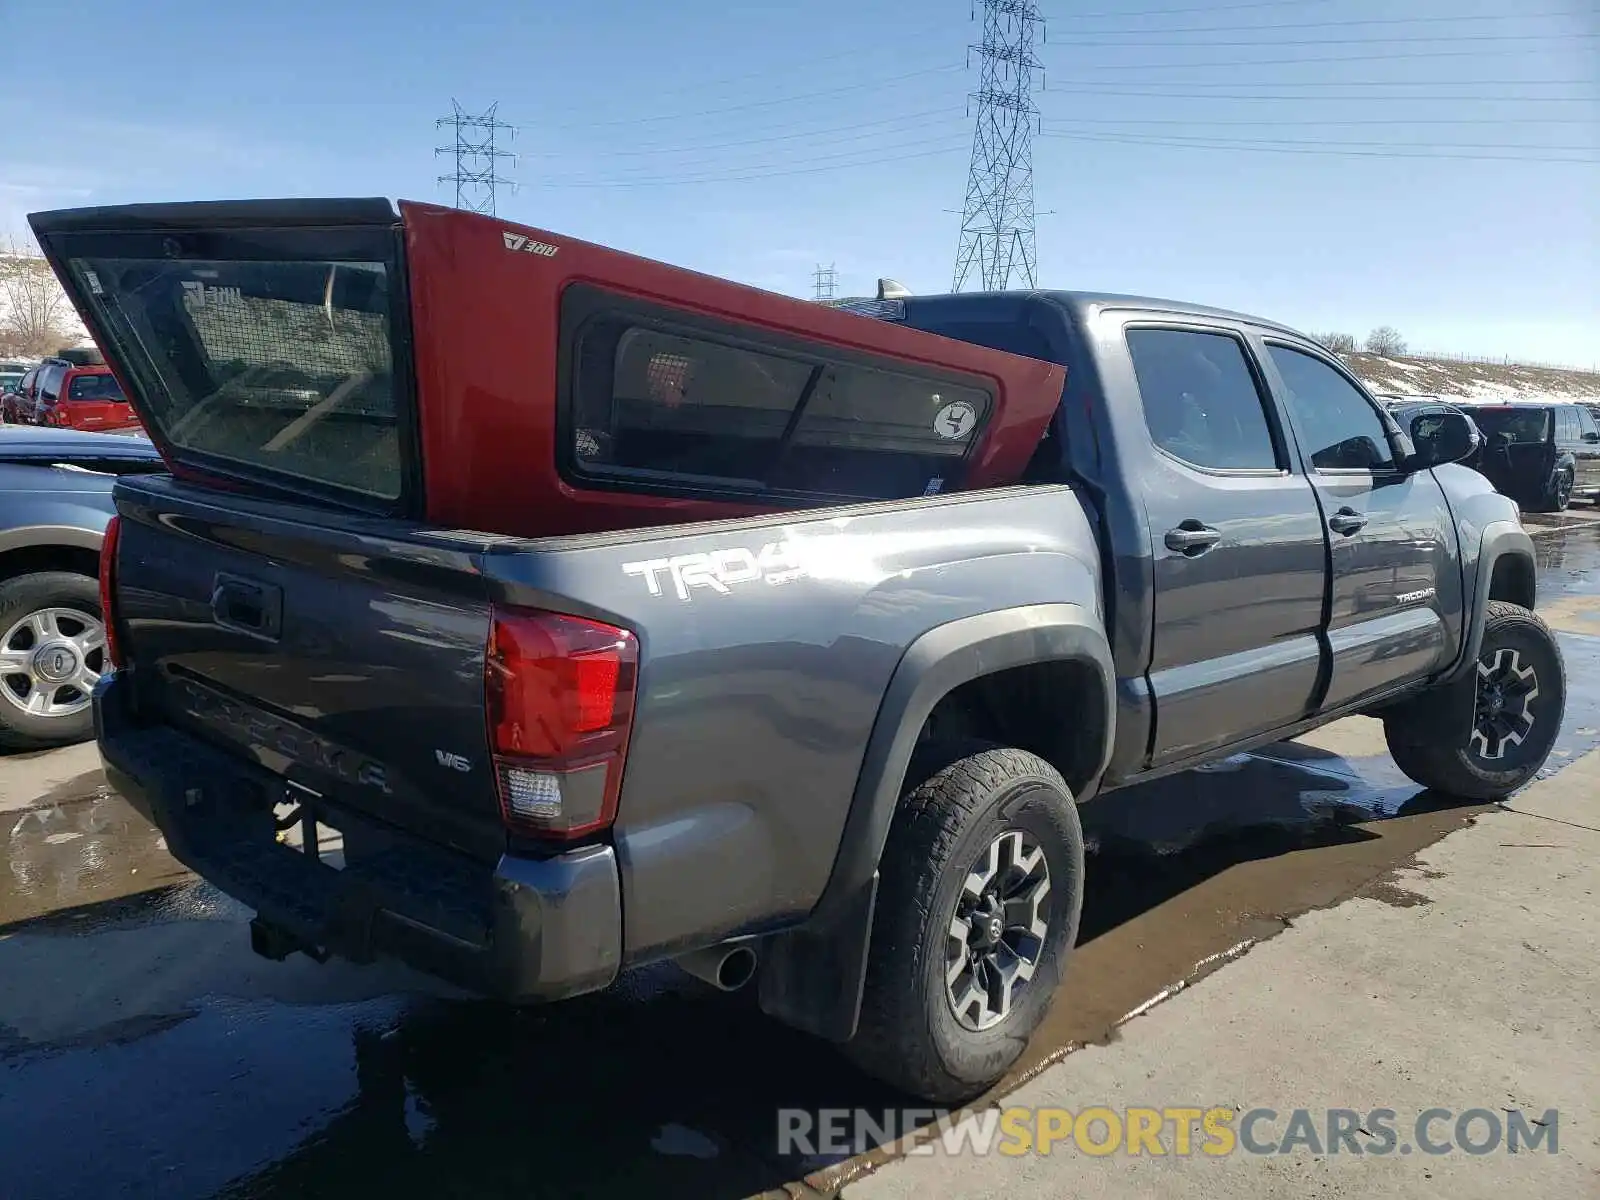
[{"x1": 33, "y1": 199, "x2": 1564, "y2": 1103}]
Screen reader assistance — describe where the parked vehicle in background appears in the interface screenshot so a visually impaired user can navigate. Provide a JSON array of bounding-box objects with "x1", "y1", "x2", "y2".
[
  {"x1": 2, "y1": 365, "x2": 40, "y2": 423},
  {"x1": 24, "y1": 349, "x2": 140, "y2": 433},
  {"x1": 0, "y1": 425, "x2": 164, "y2": 749},
  {"x1": 1458, "y1": 402, "x2": 1600, "y2": 511},
  {"x1": 36, "y1": 197, "x2": 1566, "y2": 1104},
  {"x1": 0, "y1": 361, "x2": 29, "y2": 396}
]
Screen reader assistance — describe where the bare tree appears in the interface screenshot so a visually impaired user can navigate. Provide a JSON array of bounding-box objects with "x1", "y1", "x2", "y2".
[
  {"x1": 1364, "y1": 326, "x2": 1407, "y2": 357},
  {"x1": 1315, "y1": 331, "x2": 1359, "y2": 354},
  {"x1": 0, "y1": 237, "x2": 74, "y2": 357}
]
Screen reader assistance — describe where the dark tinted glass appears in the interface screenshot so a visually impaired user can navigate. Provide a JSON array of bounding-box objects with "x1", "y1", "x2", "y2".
[
  {"x1": 67, "y1": 373, "x2": 125, "y2": 401},
  {"x1": 1469, "y1": 408, "x2": 1550, "y2": 444},
  {"x1": 1267, "y1": 345, "x2": 1393, "y2": 470},
  {"x1": 1126, "y1": 328, "x2": 1279, "y2": 470},
  {"x1": 571, "y1": 318, "x2": 992, "y2": 500}
]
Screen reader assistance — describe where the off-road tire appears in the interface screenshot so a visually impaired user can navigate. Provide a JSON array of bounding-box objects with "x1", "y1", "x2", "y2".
[
  {"x1": 0, "y1": 571, "x2": 103, "y2": 751},
  {"x1": 1384, "y1": 602, "x2": 1565, "y2": 800},
  {"x1": 845, "y1": 744, "x2": 1084, "y2": 1104},
  {"x1": 1527, "y1": 470, "x2": 1573, "y2": 513}
]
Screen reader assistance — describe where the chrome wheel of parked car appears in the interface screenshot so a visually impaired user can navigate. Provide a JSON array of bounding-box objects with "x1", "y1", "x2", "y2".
[
  {"x1": 0, "y1": 606, "x2": 105, "y2": 719},
  {"x1": 946, "y1": 830, "x2": 1052, "y2": 1031}
]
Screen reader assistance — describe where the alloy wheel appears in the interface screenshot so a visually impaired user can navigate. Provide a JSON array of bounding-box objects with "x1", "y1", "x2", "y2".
[
  {"x1": 1471, "y1": 646, "x2": 1540, "y2": 761},
  {"x1": 945, "y1": 830, "x2": 1052, "y2": 1031},
  {"x1": 0, "y1": 606, "x2": 106, "y2": 719}
]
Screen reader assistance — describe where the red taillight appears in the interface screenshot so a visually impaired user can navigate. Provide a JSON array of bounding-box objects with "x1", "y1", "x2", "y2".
[
  {"x1": 99, "y1": 515, "x2": 123, "y2": 669},
  {"x1": 485, "y1": 607, "x2": 638, "y2": 840}
]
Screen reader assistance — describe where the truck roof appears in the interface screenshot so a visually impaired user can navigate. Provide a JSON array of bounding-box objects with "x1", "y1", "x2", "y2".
[{"x1": 898, "y1": 289, "x2": 1306, "y2": 342}]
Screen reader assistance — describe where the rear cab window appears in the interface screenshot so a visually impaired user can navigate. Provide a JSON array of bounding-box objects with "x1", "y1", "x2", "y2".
[
  {"x1": 1125, "y1": 327, "x2": 1282, "y2": 471},
  {"x1": 56, "y1": 224, "x2": 409, "y2": 510},
  {"x1": 563, "y1": 287, "x2": 994, "y2": 502},
  {"x1": 67, "y1": 372, "x2": 125, "y2": 401},
  {"x1": 1470, "y1": 408, "x2": 1551, "y2": 444}
]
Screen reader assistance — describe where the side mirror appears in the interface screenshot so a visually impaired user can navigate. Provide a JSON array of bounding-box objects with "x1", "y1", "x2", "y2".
[
  {"x1": 1585, "y1": 431, "x2": 1600, "y2": 443},
  {"x1": 1407, "y1": 410, "x2": 1480, "y2": 470}
]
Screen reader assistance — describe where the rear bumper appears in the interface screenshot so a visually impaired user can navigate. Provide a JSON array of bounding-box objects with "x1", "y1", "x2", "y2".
[{"x1": 94, "y1": 672, "x2": 622, "y2": 1002}]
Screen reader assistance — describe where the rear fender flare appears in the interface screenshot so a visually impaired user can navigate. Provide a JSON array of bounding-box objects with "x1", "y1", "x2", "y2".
[
  {"x1": 756, "y1": 603, "x2": 1113, "y2": 1041},
  {"x1": 825, "y1": 602, "x2": 1114, "y2": 921}
]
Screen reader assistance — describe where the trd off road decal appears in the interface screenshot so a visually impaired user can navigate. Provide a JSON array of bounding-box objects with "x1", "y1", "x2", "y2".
[
  {"x1": 502, "y1": 231, "x2": 559, "y2": 257},
  {"x1": 623, "y1": 540, "x2": 808, "y2": 601}
]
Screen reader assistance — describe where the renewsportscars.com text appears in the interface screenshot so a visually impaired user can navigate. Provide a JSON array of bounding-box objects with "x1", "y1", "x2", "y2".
[{"x1": 778, "y1": 1106, "x2": 1560, "y2": 1159}]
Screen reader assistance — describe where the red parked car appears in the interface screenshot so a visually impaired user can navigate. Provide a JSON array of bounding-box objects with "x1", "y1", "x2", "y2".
[{"x1": 28, "y1": 349, "x2": 141, "y2": 432}]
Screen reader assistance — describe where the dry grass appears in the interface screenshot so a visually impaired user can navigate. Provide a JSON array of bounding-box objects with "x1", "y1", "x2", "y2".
[{"x1": 1346, "y1": 354, "x2": 1600, "y2": 406}]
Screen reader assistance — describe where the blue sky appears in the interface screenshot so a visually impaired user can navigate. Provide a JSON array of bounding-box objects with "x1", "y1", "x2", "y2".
[{"x1": 2, "y1": 0, "x2": 1596, "y2": 362}]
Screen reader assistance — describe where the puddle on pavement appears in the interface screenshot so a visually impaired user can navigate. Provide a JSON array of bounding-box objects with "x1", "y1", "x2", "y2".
[
  {"x1": 1, "y1": 525, "x2": 1597, "y2": 1200},
  {"x1": 2, "y1": 787, "x2": 192, "y2": 929}
]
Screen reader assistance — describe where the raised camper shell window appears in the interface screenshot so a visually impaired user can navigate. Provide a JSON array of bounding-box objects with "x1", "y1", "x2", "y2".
[{"x1": 562, "y1": 288, "x2": 994, "y2": 503}]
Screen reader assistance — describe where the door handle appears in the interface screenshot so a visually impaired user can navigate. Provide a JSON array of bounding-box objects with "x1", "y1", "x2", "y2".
[
  {"x1": 1164, "y1": 521, "x2": 1222, "y2": 555},
  {"x1": 1328, "y1": 507, "x2": 1368, "y2": 536}
]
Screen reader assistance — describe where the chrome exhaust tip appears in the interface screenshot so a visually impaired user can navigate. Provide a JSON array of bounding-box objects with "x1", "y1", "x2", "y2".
[{"x1": 675, "y1": 943, "x2": 758, "y2": 992}]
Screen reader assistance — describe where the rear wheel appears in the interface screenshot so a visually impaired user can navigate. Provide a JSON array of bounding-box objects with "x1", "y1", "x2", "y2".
[
  {"x1": 0, "y1": 572, "x2": 106, "y2": 751},
  {"x1": 845, "y1": 744, "x2": 1084, "y2": 1103},
  {"x1": 1528, "y1": 470, "x2": 1573, "y2": 513},
  {"x1": 1384, "y1": 602, "x2": 1565, "y2": 800}
]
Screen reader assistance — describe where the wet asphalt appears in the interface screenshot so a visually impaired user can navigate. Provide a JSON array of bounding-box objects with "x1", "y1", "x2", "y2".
[{"x1": 3, "y1": 515, "x2": 1599, "y2": 1200}]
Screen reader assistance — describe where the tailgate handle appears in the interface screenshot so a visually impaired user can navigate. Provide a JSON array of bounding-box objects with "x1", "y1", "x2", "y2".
[{"x1": 211, "y1": 574, "x2": 283, "y2": 639}]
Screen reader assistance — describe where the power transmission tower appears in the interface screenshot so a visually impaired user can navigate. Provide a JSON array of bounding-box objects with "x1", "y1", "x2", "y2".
[
  {"x1": 435, "y1": 101, "x2": 517, "y2": 216},
  {"x1": 812, "y1": 263, "x2": 838, "y2": 302},
  {"x1": 952, "y1": 0, "x2": 1045, "y2": 292}
]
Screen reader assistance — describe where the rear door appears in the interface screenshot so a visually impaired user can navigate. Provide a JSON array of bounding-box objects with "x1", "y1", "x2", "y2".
[
  {"x1": 1123, "y1": 323, "x2": 1329, "y2": 766},
  {"x1": 35, "y1": 364, "x2": 64, "y2": 422},
  {"x1": 1576, "y1": 406, "x2": 1600, "y2": 492},
  {"x1": 1261, "y1": 341, "x2": 1462, "y2": 711}
]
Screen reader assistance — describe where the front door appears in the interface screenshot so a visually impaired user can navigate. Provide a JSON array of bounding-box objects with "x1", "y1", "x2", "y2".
[
  {"x1": 1125, "y1": 324, "x2": 1329, "y2": 766},
  {"x1": 1262, "y1": 342, "x2": 1463, "y2": 712}
]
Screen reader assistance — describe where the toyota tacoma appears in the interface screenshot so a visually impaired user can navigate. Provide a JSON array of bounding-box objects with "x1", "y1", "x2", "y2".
[{"x1": 32, "y1": 199, "x2": 1564, "y2": 1103}]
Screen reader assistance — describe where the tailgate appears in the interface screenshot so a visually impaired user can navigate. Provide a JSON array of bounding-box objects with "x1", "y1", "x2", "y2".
[{"x1": 112, "y1": 474, "x2": 506, "y2": 861}]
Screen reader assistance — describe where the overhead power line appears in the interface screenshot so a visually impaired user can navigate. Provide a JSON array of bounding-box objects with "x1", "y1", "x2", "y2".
[
  {"x1": 1049, "y1": 78, "x2": 1596, "y2": 88},
  {"x1": 1040, "y1": 129, "x2": 1599, "y2": 164},
  {"x1": 515, "y1": 109, "x2": 962, "y2": 160},
  {"x1": 1039, "y1": 84, "x2": 1597, "y2": 101},
  {"x1": 1059, "y1": 0, "x2": 1340, "y2": 16},
  {"x1": 1045, "y1": 128, "x2": 1599, "y2": 152},
  {"x1": 1053, "y1": 32, "x2": 1598, "y2": 48},
  {"x1": 531, "y1": 141, "x2": 970, "y2": 188},
  {"x1": 1054, "y1": 45, "x2": 1600, "y2": 72},
  {"x1": 1041, "y1": 113, "x2": 1599, "y2": 127},
  {"x1": 512, "y1": 64, "x2": 962, "y2": 131},
  {"x1": 1067, "y1": 10, "x2": 1592, "y2": 36}
]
